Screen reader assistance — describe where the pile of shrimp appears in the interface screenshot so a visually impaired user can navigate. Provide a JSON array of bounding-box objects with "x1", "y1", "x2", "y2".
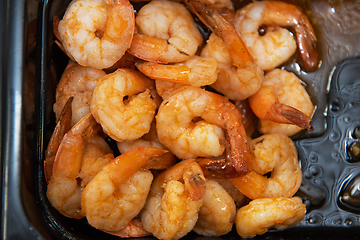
[{"x1": 46, "y1": 0, "x2": 319, "y2": 239}]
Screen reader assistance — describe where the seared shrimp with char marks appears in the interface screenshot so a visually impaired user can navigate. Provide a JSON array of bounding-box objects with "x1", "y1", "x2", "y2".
[
  {"x1": 236, "y1": 197, "x2": 306, "y2": 238},
  {"x1": 156, "y1": 86, "x2": 251, "y2": 175},
  {"x1": 58, "y1": 0, "x2": 135, "y2": 69},
  {"x1": 129, "y1": 0, "x2": 203, "y2": 64},
  {"x1": 81, "y1": 146, "x2": 176, "y2": 233},
  {"x1": 90, "y1": 68, "x2": 158, "y2": 142},
  {"x1": 233, "y1": 0, "x2": 318, "y2": 71},
  {"x1": 141, "y1": 159, "x2": 206, "y2": 240}
]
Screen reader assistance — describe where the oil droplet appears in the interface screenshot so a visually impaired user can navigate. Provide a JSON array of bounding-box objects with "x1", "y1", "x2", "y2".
[
  {"x1": 339, "y1": 174, "x2": 360, "y2": 213},
  {"x1": 353, "y1": 127, "x2": 360, "y2": 139},
  {"x1": 348, "y1": 141, "x2": 360, "y2": 162}
]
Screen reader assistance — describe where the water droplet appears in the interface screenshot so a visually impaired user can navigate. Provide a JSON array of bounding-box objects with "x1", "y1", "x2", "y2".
[
  {"x1": 330, "y1": 102, "x2": 341, "y2": 112},
  {"x1": 309, "y1": 152, "x2": 318, "y2": 163},
  {"x1": 306, "y1": 213, "x2": 322, "y2": 225},
  {"x1": 310, "y1": 165, "x2": 321, "y2": 177},
  {"x1": 304, "y1": 170, "x2": 312, "y2": 179},
  {"x1": 344, "y1": 116, "x2": 351, "y2": 123},
  {"x1": 344, "y1": 218, "x2": 353, "y2": 225},
  {"x1": 330, "y1": 131, "x2": 340, "y2": 141}
]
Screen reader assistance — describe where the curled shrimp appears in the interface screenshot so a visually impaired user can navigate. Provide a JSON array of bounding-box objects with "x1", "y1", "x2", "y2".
[
  {"x1": 136, "y1": 56, "x2": 218, "y2": 87},
  {"x1": 248, "y1": 68, "x2": 314, "y2": 136},
  {"x1": 128, "y1": 0, "x2": 203, "y2": 64},
  {"x1": 230, "y1": 133, "x2": 302, "y2": 200},
  {"x1": 53, "y1": 62, "x2": 106, "y2": 126},
  {"x1": 193, "y1": 179, "x2": 236, "y2": 237},
  {"x1": 156, "y1": 86, "x2": 251, "y2": 175},
  {"x1": 233, "y1": 0, "x2": 318, "y2": 72},
  {"x1": 188, "y1": 0, "x2": 263, "y2": 101},
  {"x1": 46, "y1": 113, "x2": 112, "y2": 219},
  {"x1": 141, "y1": 159, "x2": 206, "y2": 240},
  {"x1": 81, "y1": 146, "x2": 176, "y2": 232},
  {"x1": 57, "y1": 0, "x2": 135, "y2": 69},
  {"x1": 235, "y1": 197, "x2": 306, "y2": 238},
  {"x1": 90, "y1": 68, "x2": 158, "y2": 142}
]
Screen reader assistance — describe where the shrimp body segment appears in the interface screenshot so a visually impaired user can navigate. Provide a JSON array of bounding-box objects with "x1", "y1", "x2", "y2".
[
  {"x1": 234, "y1": 1, "x2": 318, "y2": 71},
  {"x1": 58, "y1": 0, "x2": 135, "y2": 69},
  {"x1": 231, "y1": 133, "x2": 302, "y2": 200},
  {"x1": 136, "y1": 56, "x2": 218, "y2": 87},
  {"x1": 90, "y1": 68, "x2": 157, "y2": 142},
  {"x1": 156, "y1": 86, "x2": 251, "y2": 175},
  {"x1": 249, "y1": 69, "x2": 314, "y2": 136},
  {"x1": 193, "y1": 179, "x2": 236, "y2": 237},
  {"x1": 236, "y1": 197, "x2": 306, "y2": 238},
  {"x1": 141, "y1": 159, "x2": 206, "y2": 240},
  {"x1": 53, "y1": 62, "x2": 106, "y2": 126},
  {"x1": 81, "y1": 146, "x2": 176, "y2": 232},
  {"x1": 46, "y1": 113, "x2": 108, "y2": 219},
  {"x1": 129, "y1": 0, "x2": 203, "y2": 64}
]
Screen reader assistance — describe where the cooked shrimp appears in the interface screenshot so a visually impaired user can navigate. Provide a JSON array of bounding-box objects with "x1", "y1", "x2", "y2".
[
  {"x1": 197, "y1": 0, "x2": 235, "y2": 22},
  {"x1": 128, "y1": 0, "x2": 203, "y2": 64},
  {"x1": 53, "y1": 62, "x2": 106, "y2": 126},
  {"x1": 141, "y1": 159, "x2": 206, "y2": 240},
  {"x1": 57, "y1": 0, "x2": 135, "y2": 69},
  {"x1": 235, "y1": 197, "x2": 306, "y2": 238},
  {"x1": 136, "y1": 56, "x2": 218, "y2": 87},
  {"x1": 216, "y1": 178, "x2": 248, "y2": 207},
  {"x1": 233, "y1": 0, "x2": 318, "y2": 71},
  {"x1": 116, "y1": 120, "x2": 167, "y2": 154},
  {"x1": 234, "y1": 99, "x2": 258, "y2": 137},
  {"x1": 156, "y1": 86, "x2": 251, "y2": 175},
  {"x1": 46, "y1": 113, "x2": 111, "y2": 219},
  {"x1": 188, "y1": 0, "x2": 263, "y2": 100},
  {"x1": 248, "y1": 68, "x2": 314, "y2": 136},
  {"x1": 155, "y1": 80, "x2": 186, "y2": 100},
  {"x1": 230, "y1": 133, "x2": 302, "y2": 200},
  {"x1": 193, "y1": 179, "x2": 236, "y2": 237},
  {"x1": 90, "y1": 68, "x2": 158, "y2": 142},
  {"x1": 81, "y1": 146, "x2": 176, "y2": 232},
  {"x1": 45, "y1": 96, "x2": 73, "y2": 183},
  {"x1": 108, "y1": 219, "x2": 151, "y2": 238}
]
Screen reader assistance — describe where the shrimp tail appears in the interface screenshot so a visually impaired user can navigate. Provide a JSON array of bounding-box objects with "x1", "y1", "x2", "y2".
[
  {"x1": 270, "y1": 103, "x2": 314, "y2": 132},
  {"x1": 44, "y1": 96, "x2": 73, "y2": 183},
  {"x1": 143, "y1": 148, "x2": 177, "y2": 170},
  {"x1": 183, "y1": 162, "x2": 206, "y2": 201},
  {"x1": 295, "y1": 22, "x2": 318, "y2": 72},
  {"x1": 196, "y1": 158, "x2": 243, "y2": 179}
]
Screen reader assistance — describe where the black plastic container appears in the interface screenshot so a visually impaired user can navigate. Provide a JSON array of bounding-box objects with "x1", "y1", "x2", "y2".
[{"x1": 2, "y1": 0, "x2": 360, "y2": 239}]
